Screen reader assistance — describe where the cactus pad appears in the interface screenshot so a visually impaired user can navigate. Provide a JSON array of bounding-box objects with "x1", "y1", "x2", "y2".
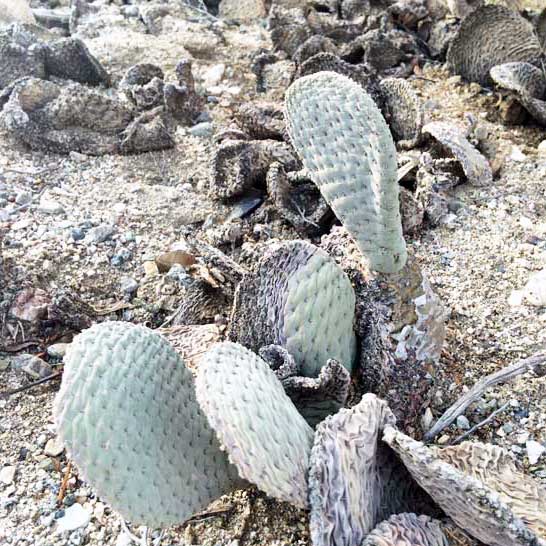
[
  {"x1": 362, "y1": 513, "x2": 449, "y2": 546},
  {"x1": 228, "y1": 240, "x2": 357, "y2": 377},
  {"x1": 490, "y1": 62, "x2": 546, "y2": 100},
  {"x1": 195, "y1": 342, "x2": 314, "y2": 508},
  {"x1": 446, "y1": 5, "x2": 542, "y2": 86},
  {"x1": 285, "y1": 71, "x2": 407, "y2": 273},
  {"x1": 383, "y1": 426, "x2": 546, "y2": 546},
  {"x1": 54, "y1": 321, "x2": 242, "y2": 528},
  {"x1": 309, "y1": 394, "x2": 434, "y2": 546}
]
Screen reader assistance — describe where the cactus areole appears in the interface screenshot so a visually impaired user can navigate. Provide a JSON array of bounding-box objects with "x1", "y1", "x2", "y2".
[{"x1": 285, "y1": 71, "x2": 407, "y2": 273}]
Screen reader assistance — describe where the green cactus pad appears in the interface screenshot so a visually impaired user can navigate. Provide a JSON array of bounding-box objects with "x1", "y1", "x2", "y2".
[
  {"x1": 228, "y1": 240, "x2": 357, "y2": 377},
  {"x1": 54, "y1": 321, "x2": 242, "y2": 528},
  {"x1": 285, "y1": 71, "x2": 407, "y2": 273},
  {"x1": 195, "y1": 342, "x2": 314, "y2": 508},
  {"x1": 309, "y1": 394, "x2": 434, "y2": 546}
]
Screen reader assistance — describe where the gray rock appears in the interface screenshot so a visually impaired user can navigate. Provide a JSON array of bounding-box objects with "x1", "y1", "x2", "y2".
[
  {"x1": 84, "y1": 224, "x2": 114, "y2": 244},
  {"x1": 11, "y1": 353, "x2": 53, "y2": 379},
  {"x1": 456, "y1": 415, "x2": 470, "y2": 430},
  {"x1": 120, "y1": 276, "x2": 138, "y2": 296},
  {"x1": 190, "y1": 121, "x2": 214, "y2": 138},
  {"x1": 15, "y1": 190, "x2": 32, "y2": 205}
]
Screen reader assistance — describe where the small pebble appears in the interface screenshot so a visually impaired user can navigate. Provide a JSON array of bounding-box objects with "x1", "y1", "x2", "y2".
[
  {"x1": 44, "y1": 437, "x2": 64, "y2": 457},
  {"x1": 0, "y1": 466, "x2": 16, "y2": 485},
  {"x1": 85, "y1": 224, "x2": 115, "y2": 244},
  {"x1": 456, "y1": 415, "x2": 470, "y2": 430},
  {"x1": 526, "y1": 440, "x2": 545, "y2": 465},
  {"x1": 15, "y1": 191, "x2": 32, "y2": 205},
  {"x1": 55, "y1": 503, "x2": 91, "y2": 532},
  {"x1": 47, "y1": 343, "x2": 69, "y2": 358}
]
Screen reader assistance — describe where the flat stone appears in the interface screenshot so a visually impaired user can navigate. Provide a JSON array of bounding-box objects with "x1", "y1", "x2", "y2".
[
  {"x1": 47, "y1": 343, "x2": 69, "y2": 358},
  {"x1": 0, "y1": 466, "x2": 16, "y2": 485},
  {"x1": 55, "y1": 503, "x2": 91, "y2": 533},
  {"x1": 44, "y1": 437, "x2": 64, "y2": 457},
  {"x1": 456, "y1": 415, "x2": 470, "y2": 430}
]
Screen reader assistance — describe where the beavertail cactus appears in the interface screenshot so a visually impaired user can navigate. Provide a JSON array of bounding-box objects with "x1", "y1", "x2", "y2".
[
  {"x1": 362, "y1": 513, "x2": 449, "y2": 546},
  {"x1": 285, "y1": 71, "x2": 407, "y2": 273},
  {"x1": 54, "y1": 322, "x2": 242, "y2": 528},
  {"x1": 446, "y1": 5, "x2": 542, "y2": 86},
  {"x1": 383, "y1": 426, "x2": 546, "y2": 546},
  {"x1": 228, "y1": 240, "x2": 357, "y2": 377},
  {"x1": 195, "y1": 342, "x2": 314, "y2": 508}
]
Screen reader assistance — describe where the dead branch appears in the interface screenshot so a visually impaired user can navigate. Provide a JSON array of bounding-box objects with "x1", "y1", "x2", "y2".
[{"x1": 424, "y1": 352, "x2": 546, "y2": 442}]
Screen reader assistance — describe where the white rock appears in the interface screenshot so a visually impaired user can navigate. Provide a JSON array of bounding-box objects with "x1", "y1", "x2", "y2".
[
  {"x1": 509, "y1": 146, "x2": 526, "y2": 162},
  {"x1": 219, "y1": 0, "x2": 267, "y2": 21},
  {"x1": 508, "y1": 289, "x2": 524, "y2": 307},
  {"x1": 55, "y1": 503, "x2": 91, "y2": 533},
  {"x1": 526, "y1": 440, "x2": 545, "y2": 465},
  {"x1": 44, "y1": 437, "x2": 64, "y2": 457},
  {"x1": 538, "y1": 140, "x2": 546, "y2": 156},
  {"x1": 523, "y1": 268, "x2": 546, "y2": 307},
  {"x1": 39, "y1": 193, "x2": 65, "y2": 215},
  {"x1": 0, "y1": 465, "x2": 16, "y2": 485},
  {"x1": 202, "y1": 64, "x2": 225, "y2": 87},
  {"x1": 421, "y1": 407, "x2": 434, "y2": 431},
  {"x1": 115, "y1": 531, "x2": 133, "y2": 546}
]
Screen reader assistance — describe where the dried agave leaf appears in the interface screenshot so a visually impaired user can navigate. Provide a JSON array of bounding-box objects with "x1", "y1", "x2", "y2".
[
  {"x1": 447, "y1": 5, "x2": 542, "y2": 86},
  {"x1": 362, "y1": 513, "x2": 449, "y2": 546},
  {"x1": 423, "y1": 121, "x2": 492, "y2": 186},
  {"x1": 196, "y1": 342, "x2": 314, "y2": 508},
  {"x1": 383, "y1": 426, "x2": 546, "y2": 546},
  {"x1": 309, "y1": 395, "x2": 435, "y2": 546}
]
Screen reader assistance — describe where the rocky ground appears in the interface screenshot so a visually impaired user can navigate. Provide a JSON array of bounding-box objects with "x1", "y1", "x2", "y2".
[{"x1": 1, "y1": 0, "x2": 546, "y2": 545}]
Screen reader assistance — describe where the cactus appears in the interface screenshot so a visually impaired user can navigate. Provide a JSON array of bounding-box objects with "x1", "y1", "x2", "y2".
[
  {"x1": 285, "y1": 71, "x2": 407, "y2": 273},
  {"x1": 362, "y1": 513, "x2": 449, "y2": 546},
  {"x1": 446, "y1": 5, "x2": 542, "y2": 86},
  {"x1": 309, "y1": 394, "x2": 435, "y2": 546},
  {"x1": 54, "y1": 321, "x2": 242, "y2": 528},
  {"x1": 383, "y1": 426, "x2": 546, "y2": 546},
  {"x1": 228, "y1": 240, "x2": 357, "y2": 377},
  {"x1": 195, "y1": 342, "x2": 314, "y2": 508}
]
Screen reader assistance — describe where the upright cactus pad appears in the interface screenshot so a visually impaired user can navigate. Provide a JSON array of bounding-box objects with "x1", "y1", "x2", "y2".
[
  {"x1": 54, "y1": 322, "x2": 242, "y2": 528},
  {"x1": 285, "y1": 71, "x2": 407, "y2": 273},
  {"x1": 228, "y1": 240, "x2": 357, "y2": 377},
  {"x1": 195, "y1": 342, "x2": 314, "y2": 508},
  {"x1": 383, "y1": 426, "x2": 546, "y2": 546},
  {"x1": 309, "y1": 394, "x2": 434, "y2": 546}
]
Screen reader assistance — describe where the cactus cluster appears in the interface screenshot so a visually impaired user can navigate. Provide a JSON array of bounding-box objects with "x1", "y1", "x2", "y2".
[{"x1": 54, "y1": 322, "x2": 546, "y2": 546}]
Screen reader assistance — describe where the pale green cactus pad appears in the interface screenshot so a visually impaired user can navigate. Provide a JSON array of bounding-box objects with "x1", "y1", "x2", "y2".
[
  {"x1": 195, "y1": 342, "x2": 314, "y2": 508},
  {"x1": 228, "y1": 240, "x2": 357, "y2": 378},
  {"x1": 362, "y1": 513, "x2": 449, "y2": 546},
  {"x1": 54, "y1": 321, "x2": 242, "y2": 528},
  {"x1": 309, "y1": 394, "x2": 435, "y2": 546},
  {"x1": 383, "y1": 426, "x2": 546, "y2": 546},
  {"x1": 285, "y1": 71, "x2": 407, "y2": 273}
]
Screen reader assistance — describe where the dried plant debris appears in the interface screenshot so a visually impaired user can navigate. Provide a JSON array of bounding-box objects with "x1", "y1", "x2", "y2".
[
  {"x1": 266, "y1": 162, "x2": 332, "y2": 236},
  {"x1": 537, "y1": 8, "x2": 546, "y2": 50},
  {"x1": 235, "y1": 102, "x2": 285, "y2": 140},
  {"x1": 293, "y1": 53, "x2": 383, "y2": 106},
  {"x1": 195, "y1": 342, "x2": 314, "y2": 508},
  {"x1": 490, "y1": 62, "x2": 546, "y2": 126},
  {"x1": 379, "y1": 78, "x2": 424, "y2": 149},
  {"x1": 54, "y1": 322, "x2": 242, "y2": 528},
  {"x1": 293, "y1": 35, "x2": 338, "y2": 66},
  {"x1": 281, "y1": 357, "x2": 351, "y2": 427},
  {"x1": 383, "y1": 426, "x2": 546, "y2": 546},
  {"x1": 362, "y1": 513, "x2": 449, "y2": 546},
  {"x1": 228, "y1": 240, "x2": 357, "y2": 378},
  {"x1": 0, "y1": 78, "x2": 174, "y2": 155},
  {"x1": 309, "y1": 394, "x2": 435, "y2": 546},
  {"x1": 285, "y1": 71, "x2": 407, "y2": 273},
  {"x1": 0, "y1": 24, "x2": 109, "y2": 91},
  {"x1": 210, "y1": 139, "x2": 298, "y2": 200},
  {"x1": 446, "y1": 5, "x2": 543, "y2": 86},
  {"x1": 422, "y1": 122, "x2": 492, "y2": 186}
]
